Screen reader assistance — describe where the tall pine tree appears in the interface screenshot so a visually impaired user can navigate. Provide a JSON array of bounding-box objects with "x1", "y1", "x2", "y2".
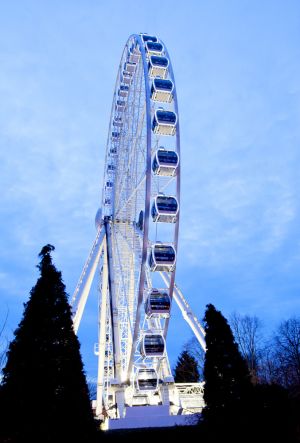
[
  {"x1": 174, "y1": 350, "x2": 200, "y2": 383},
  {"x1": 0, "y1": 245, "x2": 96, "y2": 442},
  {"x1": 202, "y1": 304, "x2": 252, "y2": 431}
]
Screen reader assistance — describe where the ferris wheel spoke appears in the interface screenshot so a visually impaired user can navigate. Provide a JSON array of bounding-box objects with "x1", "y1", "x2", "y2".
[
  {"x1": 114, "y1": 94, "x2": 146, "y2": 215},
  {"x1": 113, "y1": 223, "x2": 143, "y2": 328},
  {"x1": 158, "y1": 175, "x2": 177, "y2": 193},
  {"x1": 112, "y1": 227, "x2": 134, "y2": 336},
  {"x1": 114, "y1": 128, "x2": 146, "y2": 208},
  {"x1": 115, "y1": 174, "x2": 146, "y2": 219},
  {"x1": 114, "y1": 222, "x2": 143, "y2": 259}
]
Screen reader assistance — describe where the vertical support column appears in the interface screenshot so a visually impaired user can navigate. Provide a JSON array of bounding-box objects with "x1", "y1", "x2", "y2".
[
  {"x1": 96, "y1": 235, "x2": 109, "y2": 417},
  {"x1": 160, "y1": 383, "x2": 170, "y2": 406},
  {"x1": 161, "y1": 354, "x2": 173, "y2": 380},
  {"x1": 127, "y1": 259, "x2": 135, "y2": 359},
  {"x1": 159, "y1": 349, "x2": 173, "y2": 409},
  {"x1": 105, "y1": 219, "x2": 125, "y2": 417},
  {"x1": 115, "y1": 390, "x2": 126, "y2": 419}
]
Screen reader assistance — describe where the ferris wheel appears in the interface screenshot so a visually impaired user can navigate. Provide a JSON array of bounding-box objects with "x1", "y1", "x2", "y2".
[{"x1": 71, "y1": 34, "x2": 206, "y2": 423}]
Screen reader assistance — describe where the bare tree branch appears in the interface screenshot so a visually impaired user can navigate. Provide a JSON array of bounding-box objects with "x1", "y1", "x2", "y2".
[
  {"x1": 230, "y1": 312, "x2": 264, "y2": 383},
  {"x1": 183, "y1": 336, "x2": 205, "y2": 379},
  {"x1": 273, "y1": 317, "x2": 300, "y2": 389}
]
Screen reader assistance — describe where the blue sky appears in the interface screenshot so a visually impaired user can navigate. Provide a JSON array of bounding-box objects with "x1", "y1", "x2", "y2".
[{"x1": 0, "y1": 0, "x2": 300, "y2": 379}]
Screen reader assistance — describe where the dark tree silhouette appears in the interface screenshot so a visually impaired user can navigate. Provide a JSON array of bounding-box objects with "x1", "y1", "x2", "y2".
[
  {"x1": 0, "y1": 245, "x2": 96, "y2": 443},
  {"x1": 174, "y1": 350, "x2": 200, "y2": 383},
  {"x1": 202, "y1": 304, "x2": 253, "y2": 434}
]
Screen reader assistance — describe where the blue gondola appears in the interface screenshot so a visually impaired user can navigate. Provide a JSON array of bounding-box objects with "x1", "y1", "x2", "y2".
[
  {"x1": 107, "y1": 164, "x2": 115, "y2": 173},
  {"x1": 111, "y1": 131, "x2": 120, "y2": 142},
  {"x1": 106, "y1": 181, "x2": 113, "y2": 189},
  {"x1": 118, "y1": 85, "x2": 129, "y2": 98},
  {"x1": 110, "y1": 147, "x2": 117, "y2": 155},
  {"x1": 140, "y1": 333, "x2": 165, "y2": 357},
  {"x1": 140, "y1": 34, "x2": 158, "y2": 43},
  {"x1": 135, "y1": 368, "x2": 158, "y2": 392},
  {"x1": 151, "y1": 195, "x2": 179, "y2": 223},
  {"x1": 145, "y1": 289, "x2": 171, "y2": 317},
  {"x1": 128, "y1": 47, "x2": 140, "y2": 64},
  {"x1": 124, "y1": 61, "x2": 136, "y2": 74},
  {"x1": 113, "y1": 116, "x2": 123, "y2": 128},
  {"x1": 152, "y1": 148, "x2": 179, "y2": 176},
  {"x1": 115, "y1": 99, "x2": 126, "y2": 112},
  {"x1": 104, "y1": 198, "x2": 111, "y2": 205},
  {"x1": 121, "y1": 71, "x2": 132, "y2": 85},
  {"x1": 148, "y1": 56, "x2": 169, "y2": 79},
  {"x1": 145, "y1": 41, "x2": 164, "y2": 56},
  {"x1": 149, "y1": 243, "x2": 176, "y2": 272},
  {"x1": 104, "y1": 365, "x2": 113, "y2": 374},
  {"x1": 151, "y1": 78, "x2": 173, "y2": 103},
  {"x1": 152, "y1": 109, "x2": 177, "y2": 136}
]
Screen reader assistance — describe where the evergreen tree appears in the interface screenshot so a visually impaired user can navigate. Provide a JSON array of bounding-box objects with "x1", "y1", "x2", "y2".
[
  {"x1": 174, "y1": 350, "x2": 200, "y2": 383},
  {"x1": 0, "y1": 245, "x2": 96, "y2": 443},
  {"x1": 202, "y1": 304, "x2": 253, "y2": 432}
]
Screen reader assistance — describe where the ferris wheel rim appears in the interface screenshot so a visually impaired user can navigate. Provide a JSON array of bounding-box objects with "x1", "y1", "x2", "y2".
[
  {"x1": 101, "y1": 33, "x2": 181, "y2": 383},
  {"x1": 125, "y1": 33, "x2": 153, "y2": 378},
  {"x1": 158, "y1": 37, "x2": 181, "y2": 338}
]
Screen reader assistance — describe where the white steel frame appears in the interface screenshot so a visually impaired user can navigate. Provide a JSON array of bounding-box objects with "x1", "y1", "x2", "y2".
[{"x1": 71, "y1": 34, "x2": 206, "y2": 421}]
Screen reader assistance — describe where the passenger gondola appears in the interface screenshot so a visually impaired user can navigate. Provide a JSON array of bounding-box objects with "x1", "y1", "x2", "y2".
[
  {"x1": 128, "y1": 47, "x2": 140, "y2": 64},
  {"x1": 113, "y1": 116, "x2": 123, "y2": 128},
  {"x1": 135, "y1": 368, "x2": 158, "y2": 392},
  {"x1": 115, "y1": 99, "x2": 126, "y2": 112},
  {"x1": 148, "y1": 243, "x2": 176, "y2": 272},
  {"x1": 148, "y1": 55, "x2": 169, "y2": 78},
  {"x1": 140, "y1": 33, "x2": 158, "y2": 43},
  {"x1": 124, "y1": 61, "x2": 136, "y2": 74},
  {"x1": 118, "y1": 85, "x2": 129, "y2": 98},
  {"x1": 151, "y1": 195, "x2": 179, "y2": 223},
  {"x1": 152, "y1": 109, "x2": 177, "y2": 136},
  {"x1": 140, "y1": 333, "x2": 165, "y2": 357},
  {"x1": 145, "y1": 289, "x2": 171, "y2": 317},
  {"x1": 107, "y1": 164, "x2": 115, "y2": 173},
  {"x1": 145, "y1": 41, "x2": 164, "y2": 56},
  {"x1": 121, "y1": 71, "x2": 132, "y2": 85},
  {"x1": 152, "y1": 148, "x2": 179, "y2": 176},
  {"x1": 111, "y1": 131, "x2": 120, "y2": 142},
  {"x1": 151, "y1": 78, "x2": 173, "y2": 103}
]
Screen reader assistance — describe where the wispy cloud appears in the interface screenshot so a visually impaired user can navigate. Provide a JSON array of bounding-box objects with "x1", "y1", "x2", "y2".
[
  {"x1": 180, "y1": 165, "x2": 297, "y2": 267},
  {"x1": 1, "y1": 0, "x2": 300, "y2": 374}
]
